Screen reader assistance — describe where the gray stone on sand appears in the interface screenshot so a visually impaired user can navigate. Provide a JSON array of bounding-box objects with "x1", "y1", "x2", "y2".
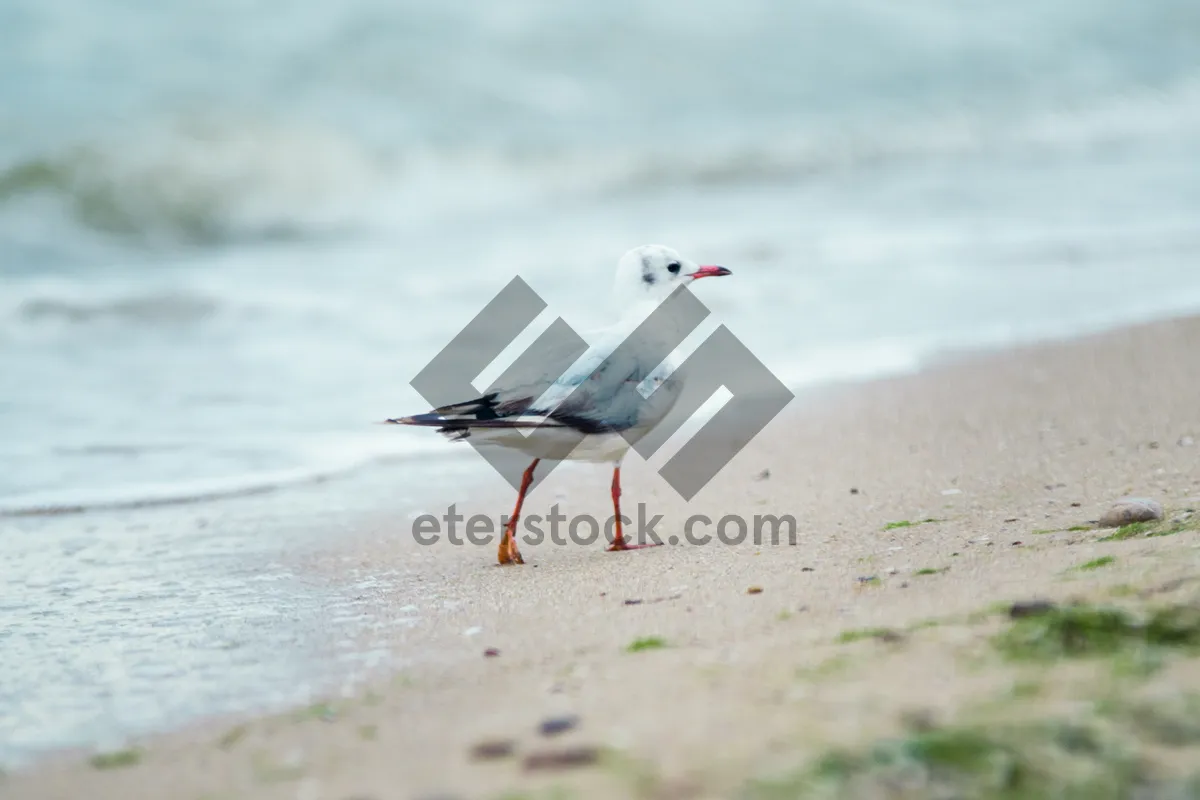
[
  {"x1": 539, "y1": 715, "x2": 580, "y2": 737},
  {"x1": 470, "y1": 740, "x2": 516, "y2": 761},
  {"x1": 1097, "y1": 497, "x2": 1164, "y2": 528}
]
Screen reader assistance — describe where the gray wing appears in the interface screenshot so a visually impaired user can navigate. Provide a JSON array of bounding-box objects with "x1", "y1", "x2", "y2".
[
  {"x1": 531, "y1": 338, "x2": 682, "y2": 436},
  {"x1": 390, "y1": 332, "x2": 681, "y2": 438}
]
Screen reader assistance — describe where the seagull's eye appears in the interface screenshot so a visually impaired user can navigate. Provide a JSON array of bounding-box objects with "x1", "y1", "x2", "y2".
[{"x1": 667, "y1": 262, "x2": 681, "y2": 274}]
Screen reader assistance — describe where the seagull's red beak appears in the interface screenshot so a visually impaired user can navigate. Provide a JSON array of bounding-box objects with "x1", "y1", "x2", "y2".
[{"x1": 687, "y1": 265, "x2": 732, "y2": 280}]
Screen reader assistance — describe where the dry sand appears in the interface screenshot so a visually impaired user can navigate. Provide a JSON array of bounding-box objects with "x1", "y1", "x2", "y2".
[{"x1": 7, "y1": 314, "x2": 1200, "y2": 800}]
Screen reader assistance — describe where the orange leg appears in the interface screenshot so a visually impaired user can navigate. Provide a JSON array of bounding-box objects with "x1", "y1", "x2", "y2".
[
  {"x1": 606, "y1": 465, "x2": 661, "y2": 552},
  {"x1": 498, "y1": 458, "x2": 538, "y2": 565}
]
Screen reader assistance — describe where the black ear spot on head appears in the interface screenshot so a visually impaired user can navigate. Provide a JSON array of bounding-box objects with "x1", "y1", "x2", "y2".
[{"x1": 641, "y1": 255, "x2": 657, "y2": 285}]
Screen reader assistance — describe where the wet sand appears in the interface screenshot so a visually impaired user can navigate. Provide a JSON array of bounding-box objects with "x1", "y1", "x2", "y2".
[{"x1": 7, "y1": 313, "x2": 1200, "y2": 799}]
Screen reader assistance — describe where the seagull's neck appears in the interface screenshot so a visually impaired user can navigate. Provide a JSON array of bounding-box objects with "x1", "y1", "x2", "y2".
[{"x1": 613, "y1": 292, "x2": 694, "y2": 339}]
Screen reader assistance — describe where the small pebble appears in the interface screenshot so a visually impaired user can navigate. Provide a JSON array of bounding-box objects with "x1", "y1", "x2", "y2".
[
  {"x1": 1009, "y1": 600, "x2": 1056, "y2": 619},
  {"x1": 538, "y1": 715, "x2": 580, "y2": 737},
  {"x1": 849, "y1": 487, "x2": 860, "y2": 495},
  {"x1": 755, "y1": 469, "x2": 771, "y2": 480},
  {"x1": 1098, "y1": 497, "x2": 1164, "y2": 528},
  {"x1": 484, "y1": 648, "x2": 500, "y2": 658},
  {"x1": 624, "y1": 599, "x2": 643, "y2": 606},
  {"x1": 470, "y1": 740, "x2": 516, "y2": 761},
  {"x1": 747, "y1": 586, "x2": 764, "y2": 595},
  {"x1": 522, "y1": 746, "x2": 600, "y2": 772},
  {"x1": 1180, "y1": 436, "x2": 1196, "y2": 447},
  {"x1": 941, "y1": 488, "x2": 962, "y2": 496},
  {"x1": 801, "y1": 567, "x2": 815, "y2": 572},
  {"x1": 1012, "y1": 541, "x2": 1023, "y2": 546}
]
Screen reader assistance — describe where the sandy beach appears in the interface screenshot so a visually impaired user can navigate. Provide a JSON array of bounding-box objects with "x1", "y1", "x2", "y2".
[{"x1": 6, "y1": 313, "x2": 1199, "y2": 799}]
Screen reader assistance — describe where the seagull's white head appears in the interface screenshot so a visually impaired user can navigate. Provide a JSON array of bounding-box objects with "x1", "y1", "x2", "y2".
[{"x1": 613, "y1": 244, "x2": 731, "y2": 307}]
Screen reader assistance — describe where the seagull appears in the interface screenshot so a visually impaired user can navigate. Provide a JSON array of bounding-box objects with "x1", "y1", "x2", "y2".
[{"x1": 386, "y1": 245, "x2": 732, "y2": 565}]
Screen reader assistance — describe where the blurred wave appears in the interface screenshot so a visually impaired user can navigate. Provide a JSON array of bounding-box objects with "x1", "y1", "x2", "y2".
[
  {"x1": 17, "y1": 292, "x2": 218, "y2": 325},
  {"x1": 6, "y1": 78, "x2": 1200, "y2": 256},
  {"x1": 0, "y1": 120, "x2": 383, "y2": 247},
  {"x1": 0, "y1": 434, "x2": 456, "y2": 517},
  {"x1": 3, "y1": 0, "x2": 1200, "y2": 256}
]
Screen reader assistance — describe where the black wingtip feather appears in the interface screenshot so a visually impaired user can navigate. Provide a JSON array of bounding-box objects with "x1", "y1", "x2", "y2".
[{"x1": 383, "y1": 414, "x2": 448, "y2": 426}]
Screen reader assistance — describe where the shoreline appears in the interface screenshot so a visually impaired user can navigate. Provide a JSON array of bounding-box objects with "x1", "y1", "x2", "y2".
[
  {"x1": 9, "y1": 298, "x2": 1200, "y2": 524},
  {"x1": 7, "y1": 312, "x2": 1200, "y2": 798}
]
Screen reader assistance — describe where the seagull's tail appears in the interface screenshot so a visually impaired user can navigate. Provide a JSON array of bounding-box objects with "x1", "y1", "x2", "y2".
[
  {"x1": 382, "y1": 394, "x2": 536, "y2": 429},
  {"x1": 380, "y1": 414, "x2": 447, "y2": 427},
  {"x1": 380, "y1": 414, "x2": 557, "y2": 430},
  {"x1": 380, "y1": 393, "x2": 570, "y2": 443},
  {"x1": 380, "y1": 413, "x2": 475, "y2": 442}
]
